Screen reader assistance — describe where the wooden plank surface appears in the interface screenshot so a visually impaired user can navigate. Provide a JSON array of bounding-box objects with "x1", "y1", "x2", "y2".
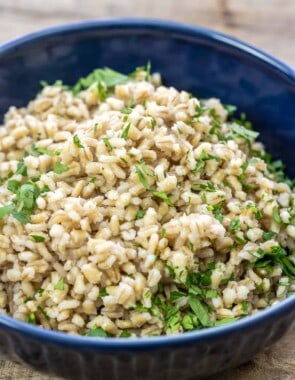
[{"x1": 0, "y1": 0, "x2": 294, "y2": 379}]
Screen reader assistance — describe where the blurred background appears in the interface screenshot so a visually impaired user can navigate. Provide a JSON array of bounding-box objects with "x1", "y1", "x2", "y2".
[{"x1": 0, "y1": 0, "x2": 294, "y2": 66}]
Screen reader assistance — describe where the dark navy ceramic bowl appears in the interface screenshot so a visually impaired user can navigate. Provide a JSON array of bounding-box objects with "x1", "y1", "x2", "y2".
[{"x1": 0, "y1": 18, "x2": 294, "y2": 380}]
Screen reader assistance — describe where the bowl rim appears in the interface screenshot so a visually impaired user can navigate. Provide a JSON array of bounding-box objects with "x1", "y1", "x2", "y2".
[{"x1": 0, "y1": 17, "x2": 294, "y2": 349}]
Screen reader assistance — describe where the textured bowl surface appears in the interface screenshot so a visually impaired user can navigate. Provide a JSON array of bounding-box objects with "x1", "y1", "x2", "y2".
[{"x1": 0, "y1": 18, "x2": 294, "y2": 380}]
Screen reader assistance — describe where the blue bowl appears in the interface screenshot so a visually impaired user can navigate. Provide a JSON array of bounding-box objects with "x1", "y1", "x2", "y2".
[{"x1": 0, "y1": 18, "x2": 294, "y2": 380}]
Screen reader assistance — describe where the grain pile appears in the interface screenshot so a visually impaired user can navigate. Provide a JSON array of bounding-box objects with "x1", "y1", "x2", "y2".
[{"x1": 0, "y1": 67, "x2": 294, "y2": 337}]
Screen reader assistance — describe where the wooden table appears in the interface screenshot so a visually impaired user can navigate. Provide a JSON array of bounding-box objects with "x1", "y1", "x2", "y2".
[{"x1": 0, "y1": 1, "x2": 294, "y2": 379}]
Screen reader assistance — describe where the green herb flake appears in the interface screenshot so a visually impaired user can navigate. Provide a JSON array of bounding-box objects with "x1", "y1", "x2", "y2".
[
  {"x1": 38, "y1": 306, "x2": 50, "y2": 320},
  {"x1": 86, "y1": 327, "x2": 109, "y2": 337},
  {"x1": 121, "y1": 122, "x2": 131, "y2": 140},
  {"x1": 121, "y1": 107, "x2": 133, "y2": 115},
  {"x1": 31, "y1": 144, "x2": 54, "y2": 157},
  {"x1": 262, "y1": 231, "x2": 277, "y2": 241},
  {"x1": 192, "y1": 181, "x2": 216, "y2": 193},
  {"x1": 231, "y1": 123, "x2": 259, "y2": 141},
  {"x1": 72, "y1": 67, "x2": 129, "y2": 95},
  {"x1": 169, "y1": 290, "x2": 187, "y2": 302},
  {"x1": 188, "y1": 296, "x2": 212, "y2": 327},
  {"x1": 164, "y1": 305, "x2": 181, "y2": 332},
  {"x1": 53, "y1": 162, "x2": 69, "y2": 174},
  {"x1": 7, "y1": 180, "x2": 21, "y2": 194},
  {"x1": 16, "y1": 160, "x2": 27, "y2": 176},
  {"x1": 0, "y1": 204, "x2": 14, "y2": 219},
  {"x1": 152, "y1": 191, "x2": 174, "y2": 207},
  {"x1": 97, "y1": 81, "x2": 107, "y2": 100},
  {"x1": 224, "y1": 104, "x2": 237, "y2": 115},
  {"x1": 272, "y1": 207, "x2": 284, "y2": 225},
  {"x1": 161, "y1": 228, "x2": 166, "y2": 238},
  {"x1": 215, "y1": 317, "x2": 240, "y2": 326},
  {"x1": 102, "y1": 137, "x2": 113, "y2": 151},
  {"x1": 73, "y1": 135, "x2": 84, "y2": 148},
  {"x1": 229, "y1": 218, "x2": 240, "y2": 232},
  {"x1": 25, "y1": 312, "x2": 36, "y2": 325},
  {"x1": 36, "y1": 288, "x2": 45, "y2": 296},
  {"x1": 182, "y1": 314, "x2": 195, "y2": 331},
  {"x1": 119, "y1": 331, "x2": 131, "y2": 338},
  {"x1": 135, "y1": 161, "x2": 154, "y2": 190},
  {"x1": 135, "y1": 209, "x2": 146, "y2": 220},
  {"x1": 99, "y1": 288, "x2": 108, "y2": 298},
  {"x1": 31, "y1": 235, "x2": 45, "y2": 243},
  {"x1": 55, "y1": 278, "x2": 64, "y2": 291}
]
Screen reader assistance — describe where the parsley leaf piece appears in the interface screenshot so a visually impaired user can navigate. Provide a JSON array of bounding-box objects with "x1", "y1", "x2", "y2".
[
  {"x1": 152, "y1": 191, "x2": 174, "y2": 207},
  {"x1": 31, "y1": 144, "x2": 54, "y2": 156},
  {"x1": 182, "y1": 314, "x2": 195, "y2": 331},
  {"x1": 164, "y1": 304, "x2": 181, "y2": 332},
  {"x1": 99, "y1": 288, "x2": 108, "y2": 297},
  {"x1": 38, "y1": 306, "x2": 50, "y2": 320},
  {"x1": 169, "y1": 290, "x2": 187, "y2": 302},
  {"x1": 16, "y1": 160, "x2": 27, "y2": 176},
  {"x1": 192, "y1": 181, "x2": 216, "y2": 193},
  {"x1": 55, "y1": 278, "x2": 64, "y2": 291},
  {"x1": 231, "y1": 123, "x2": 259, "y2": 141},
  {"x1": 229, "y1": 218, "x2": 240, "y2": 232},
  {"x1": 31, "y1": 235, "x2": 45, "y2": 243},
  {"x1": 262, "y1": 231, "x2": 277, "y2": 241},
  {"x1": 86, "y1": 327, "x2": 109, "y2": 337},
  {"x1": 7, "y1": 180, "x2": 21, "y2": 194},
  {"x1": 135, "y1": 161, "x2": 154, "y2": 190},
  {"x1": 73, "y1": 135, "x2": 84, "y2": 148},
  {"x1": 121, "y1": 122, "x2": 131, "y2": 140},
  {"x1": 72, "y1": 68, "x2": 129, "y2": 94},
  {"x1": 102, "y1": 137, "x2": 113, "y2": 151},
  {"x1": 224, "y1": 104, "x2": 237, "y2": 115},
  {"x1": 161, "y1": 228, "x2": 166, "y2": 238},
  {"x1": 53, "y1": 162, "x2": 69, "y2": 174},
  {"x1": 121, "y1": 107, "x2": 133, "y2": 115},
  {"x1": 0, "y1": 204, "x2": 14, "y2": 219},
  {"x1": 204, "y1": 289, "x2": 219, "y2": 299},
  {"x1": 119, "y1": 331, "x2": 131, "y2": 338},
  {"x1": 215, "y1": 317, "x2": 240, "y2": 326},
  {"x1": 272, "y1": 207, "x2": 284, "y2": 225},
  {"x1": 188, "y1": 296, "x2": 212, "y2": 327},
  {"x1": 97, "y1": 81, "x2": 107, "y2": 100},
  {"x1": 12, "y1": 211, "x2": 30, "y2": 224},
  {"x1": 25, "y1": 312, "x2": 36, "y2": 325},
  {"x1": 135, "y1": 209, "x2": 146, "y2": 220}
]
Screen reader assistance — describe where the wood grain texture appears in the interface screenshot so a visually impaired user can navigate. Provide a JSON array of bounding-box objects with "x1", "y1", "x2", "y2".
[{"x1": 0, "y1": 0, "x2": 294, "y2": 379}]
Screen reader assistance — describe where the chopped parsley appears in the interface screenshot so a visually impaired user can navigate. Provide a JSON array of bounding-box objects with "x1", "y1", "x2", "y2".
[
  {"x1": 73, "y1": 135, "x2": 84, "y2": 148},
  {"x1": 0, "y1": 204, "x2": 14, "y2": 219},
  {"x1": 231, "y1": 123, "x2": 259, "y2": 141},
  {"x1": 16, "y1": 160, "x2": 27, "y2": 176},
  {"x1": 192, "y1": 151, "x2": 220, "y2": 174},
  {"x1": 55, "y1": 278, "x2": 64, "y2": 291},
  {"x1": 135, "y1": 160, "x2": 154, "y2": 190},
  {"x1": 152, "y1": 191, "x2": 174, "y2": 207},
  {"x1": 192, "y1": 181, "x2": 216, "y2": 193},
  {"x1": 262, "y1": 231, "x2": 277, "y2": 241},
  {"x1": 224, "y1": 104, "x2": 237, "y2": 115},
  {"x1": 119, "y1": 331, "x2": 131, "y2": 338},
  {"x1": 121, "y1": 122, "x2": 131, "y2": 140},
  {"x1": 31, "y1": 145, "x2": 55, "y2": 157},
  {"x1": 135, "y1": 209, "x2": 146, "y2": 220},
  {"x1": 31, "y1": 235, "x2": 45, "y2": 243},
  {"x1": 86, "y1": 327, "x2": 109, "y2": 337},
  {"x1": 72, "y1": 67, "x2": 129, "y2": 95},
  {"x1": 229, "y1": 218, "x2": 240, "y2": 232},
  {"x1": 102, "y1": 137, "x2": 113, "y2": 151},
  {"x1": 272, "y1": 207, "x2": 284, "y2": 225},
  {"x1": 53, "y1": 162, "x2": 69, "y2": 174},
  {"x1": 25, "y1": 312, "x2": 37, "y2": 325}
]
